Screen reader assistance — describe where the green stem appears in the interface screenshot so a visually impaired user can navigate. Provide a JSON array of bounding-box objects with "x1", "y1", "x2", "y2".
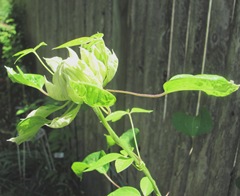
[
  {"x1": 93, "y1": 107, "x2": 162, "y2": 196},
  {"x1": 33, "y1": 51, "x2": 54, "y2": 75}
]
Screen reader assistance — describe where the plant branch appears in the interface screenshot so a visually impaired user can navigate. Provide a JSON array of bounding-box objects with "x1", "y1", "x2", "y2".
[
  {"x1": 93, "y1": 107, "x2": 162, "y2": 196},
  {"x1": 104, "y1": 173, "x2": 120, "y2": 189},
  {"x1": 107, "y1": 89, "x2": 167, "y2": 98}
]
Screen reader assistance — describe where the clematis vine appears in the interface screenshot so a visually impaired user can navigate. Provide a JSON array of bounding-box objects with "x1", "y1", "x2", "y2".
[{"x1": 5, "y1": 33, "x2": 118, "y2": 144}]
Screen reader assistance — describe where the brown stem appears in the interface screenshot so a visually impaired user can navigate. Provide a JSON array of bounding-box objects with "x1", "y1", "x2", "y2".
[{"x1": 106, "y1": 89, "x2": 167, "y2": 98}]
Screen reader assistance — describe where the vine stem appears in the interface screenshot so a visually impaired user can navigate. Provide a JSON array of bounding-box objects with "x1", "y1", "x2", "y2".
[
  {"x1": 93, "y1": 107, "x2": 162, "y2": 196},
  {"x1": 107, "y1": 89, "x2": 167, "y2": 98}
]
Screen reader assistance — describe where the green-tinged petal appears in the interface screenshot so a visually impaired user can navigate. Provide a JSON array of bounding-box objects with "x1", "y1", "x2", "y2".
[
  {"x1": 44, "y1": 77, "x2": 69, "y2": 101},
  {"x1": 8, "y1": 116, "x2": 50, "y2": 145},
  {"x1": 47, "y1": 104, "x2": 81, "y2": 128},
  {"x1": 44, "y1": 56, "x2": 62, "y2": 72},
  {"x1": 5, "y1": 66, "x2": 45, "y2": 91},
  {"x1": 69, "y1": 80, "x2": 116, "y2": 107}
]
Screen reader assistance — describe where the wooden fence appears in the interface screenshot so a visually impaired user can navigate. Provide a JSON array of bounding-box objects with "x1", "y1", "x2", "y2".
[{"x1": 13, "y1": 0, "x2": 240, "y2": 195}]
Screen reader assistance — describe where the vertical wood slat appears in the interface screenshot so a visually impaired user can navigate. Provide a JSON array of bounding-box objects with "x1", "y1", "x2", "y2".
[{"x1": 12, "y1": 0, "x2": 240, "y2": 195}]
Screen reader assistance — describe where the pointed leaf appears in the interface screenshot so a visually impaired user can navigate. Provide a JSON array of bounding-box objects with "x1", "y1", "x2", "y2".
[
  {"x1": 115, "y1": 157, "x2": 133, "y2": 173},
  {"x1": 47, "y1": 104, "x2": 81, "y2": 128},
  {"x1": 27, "y1": 103, "x2": 68, "y2": 118},
  {"x1": 54, "y1": 33, "x2": 104, "y2": 49},
  {"x1": 85, "y1": 153, "x2": 122, "y2": 172},
  {"x1": 164, "y1": 74, "x2": 239, "y2": 97},
  {"x1": 140, "y1": 177, "x2": 154, "y2": 196},
  {"x1": 108, "y1": 187, "x2": 141, "y2": 196},
  {"x1": 120, "y1": 128, "x2": 140, "y2": 149},
  {"x1": 83, "y1": 150, "x2": 109, "y2": 174},
  {"x1": 71, "y1": 162, "x2": 89, "y2": 179},
  {"x1": 130, "y1": 108, "x2": 153, "y2": 114},
  {"x1": 104, "y1": 134, "x2": 116, "y2": 148},
  {"x1": 8, "y1": 116, "x2": 50, "y2": 145},
  {"x1": 5, "y1": 66, "x2": 44, "y2": 90},
  {"x1": 13, "y1": 42, "x2": 47, "y2": 63},
  {"x1": 105, "y1": 110, "x2": 128, "y2": 122},
  {"x1": 44, "y1": 56, "x2": 62, "y2": 72}
]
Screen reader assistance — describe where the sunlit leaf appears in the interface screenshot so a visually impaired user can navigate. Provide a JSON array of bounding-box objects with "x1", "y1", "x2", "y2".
[
  {"x1": 108, "y1": 186, "x2": 141, "y2": 196},
  {"x1": 69, "y1": 80, "x2": 116, "y2": 107},
  {"x1": 8, "y1": 116, "x2": 50, "y2": 145},
  {"x1": 44, "y1": 56, "x2": 62, "y2": 72},
  {"x1": 27, "y1": 102, "x2": 68, "y2": 118},
  {"x1": 105, "y1": 110, "x2": 128, "y2": 122},
  {"x1": 13, "y1": 42, "x2": 47, "y2": 63},
  {"x1": 47, "y1": 104, "x2": 81, "y2": 128},
  {"x1": 71, "y1": 162, "x2": 89, "y2": 179},
  {"x1": 5, "y1": 66, "x2": 44, "y2": 91},
  {"x1": 172, "y1": 108, "x2": 212, "y2": 137},
  {"x1": 140, "y1": 177, "x2": 154, "y2": 196},
  {"x1": 53, "y1": 33, "x2": 104, "y2": 49},
  {"x1": 115, "y1": 157, "x2": 133, "y2": 173},
  {"x1": 130, "y1": 108, "x2": 153, "y2": 114},
  {"x1": 85, "y1": 153, "x2": 122, "y2": 172},
  {"x1": 164, "y1": 74, "x2": 239, "y2": 97}
]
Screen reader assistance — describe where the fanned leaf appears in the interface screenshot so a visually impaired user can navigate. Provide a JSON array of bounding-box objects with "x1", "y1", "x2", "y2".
[
  {"x1": 47, "y1": 104, "x2": 81, "y2": 128},
  {"x1": 115, "y1": 157, "x2": 133, "y2": 173},
  {"x1": 108, "y1": 187, "x2": 141, "y2": 196},
  {"x1": 140, "y1": 177, "x2": 154, "y2": 196},
  {"x1": 54, "y1": 33, "x2": 103, "y2": 49},
  {"x1": 85, "y1": 153, "x2": 122, "y2": 172},
  {"x1": 8, "y1": 116, "x2": 50, "y2": 145},
  {"x1": 105, "y1": 110, "x2": 128, "y2": 122},
  {"x1": 69, "y1": 80, "x2": 116, "y2": 107},
  {"x1": 13, "y1": 42, "x2": 47, "y2": 63},
  {"x1": 5, "y1": 66, "x2": 45, "y2": 91},
  {"x1": 164, "y1": 74, "x2": 239, "y2": 97}
]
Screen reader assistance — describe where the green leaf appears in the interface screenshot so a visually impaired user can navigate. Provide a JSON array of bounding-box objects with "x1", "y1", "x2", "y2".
[
  {"x1": 120, "y1": 128, "x2": 140, "y2": 149},
  {"x1": 47, "y1": 104, "x2": 81, "y2": 128},
  {"x1": 85, "y1": 153, "x2": 122, "y2": 172},
  {"x1": 115, "y1": 157, "x2": 133, "y2": 173},
  {"x1": 130, "y1": 107, "x2": 153, "y2": 114},
  {"x1": 104, "y1": 134, "x2": 116, "y2": 148},
  {"x1": 8, "y1": 116, "x2": 50, "y2": 145},
  {"x1": 83, "y1": 150, "x2": 109, "y2": 174},
  {"x1": 172, "y1": 108, "x2": 213, "y2": 137},
  {"x1": 53, "y1": 33, "x2": 104, "y2": 49},
  {"x1": 108, "y1": 186, "x2": 141, "y2": 196},
  {"x1": 68, "y1": 80, "x2": 116, "y2": 107},
  {"x1": 27, "y1": 102, "x2": 68, "y2": 118},
  {"x1": 140, "y1": 177, "x2": 154, "y2": 196},
  {"x1": 13, "y1": 42, "x2": 47, "y2": 63},
  {"x1": 105, "y1": 110, "x2": 128, "y2": 122},
  {"x1": 5, "y1": 66, "x2": 45, "y2": 91},
  {"x1": 163, "y1": 74, "x2": 239, "y2": 97},
  {"x1": 71, "y1": 162, "x2": 89, "y2": 179}
]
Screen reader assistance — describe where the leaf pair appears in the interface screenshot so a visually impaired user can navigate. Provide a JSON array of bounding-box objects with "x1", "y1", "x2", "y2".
[{"x1": 71, "y1": 150, "x2": 133, "y2": 179}]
